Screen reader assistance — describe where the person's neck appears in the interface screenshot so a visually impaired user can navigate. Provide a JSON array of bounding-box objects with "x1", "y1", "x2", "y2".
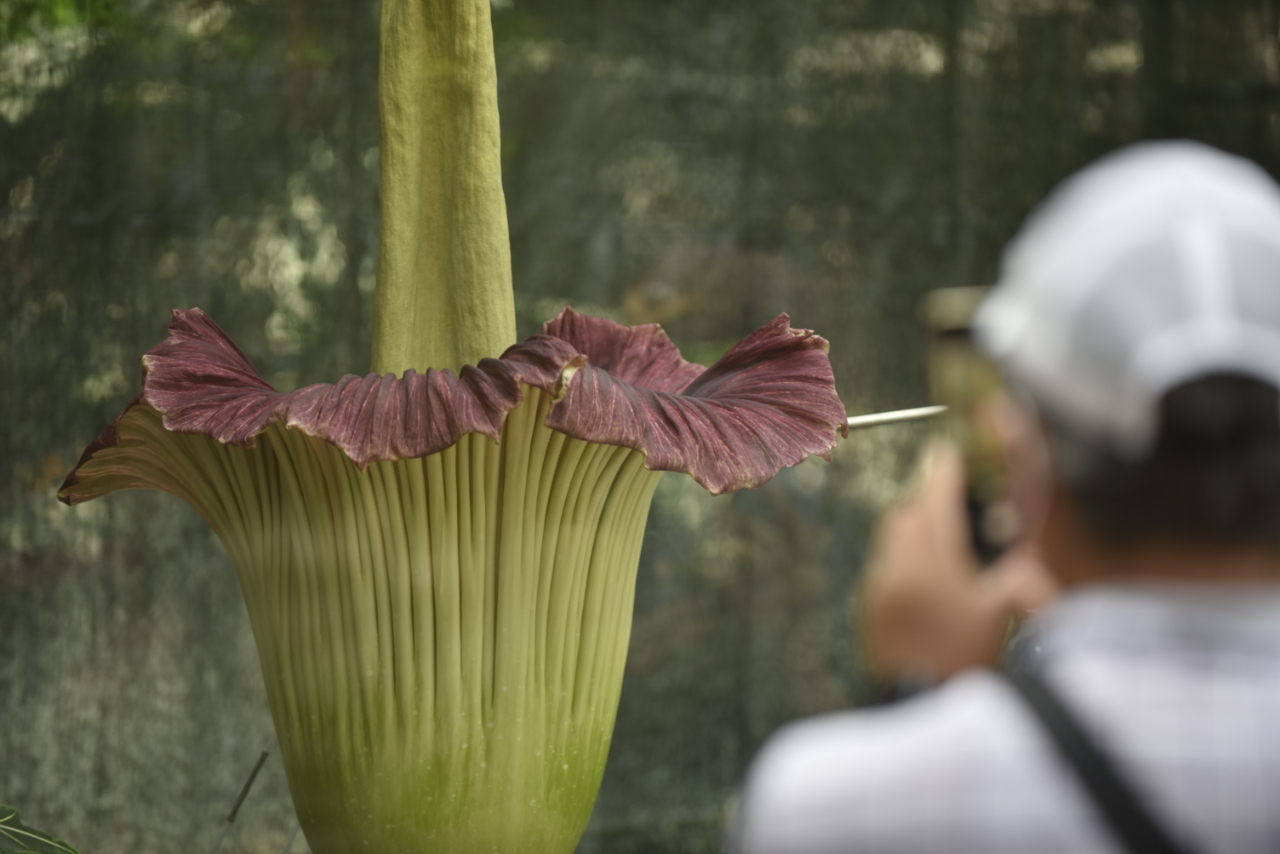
[{"x1": 1038, "y1": 491, "x2": 1280, "y2": 588}]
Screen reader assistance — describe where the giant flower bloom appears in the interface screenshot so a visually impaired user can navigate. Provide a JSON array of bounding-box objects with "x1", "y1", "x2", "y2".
[{"x1": 59, "y1": 306, "x2": 846, "y2": 853}]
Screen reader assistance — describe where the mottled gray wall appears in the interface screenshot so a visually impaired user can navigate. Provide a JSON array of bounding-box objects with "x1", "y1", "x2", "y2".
[{"x1": 4, "y1": 1, "x2": 1280, "y2": 851}]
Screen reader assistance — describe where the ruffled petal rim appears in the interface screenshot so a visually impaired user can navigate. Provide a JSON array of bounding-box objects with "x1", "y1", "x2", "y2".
[{"x1": 60, "y1": 306, "x2": 847, "y2": 499}]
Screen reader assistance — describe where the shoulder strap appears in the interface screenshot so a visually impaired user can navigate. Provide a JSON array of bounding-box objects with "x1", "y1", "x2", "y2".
[{"x1": 1006, "y1": 671, "x2": 1198, "y2": 854}]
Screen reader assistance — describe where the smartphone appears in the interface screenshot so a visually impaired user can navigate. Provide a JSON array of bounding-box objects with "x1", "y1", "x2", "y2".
[{"x1": 920, "y1": 286, "x2": 1018, "y2": 564}]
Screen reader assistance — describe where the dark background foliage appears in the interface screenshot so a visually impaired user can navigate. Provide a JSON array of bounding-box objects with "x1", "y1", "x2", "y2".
[{"x1": 3, "y1": 1, "x2": 1279, "y2": 851}]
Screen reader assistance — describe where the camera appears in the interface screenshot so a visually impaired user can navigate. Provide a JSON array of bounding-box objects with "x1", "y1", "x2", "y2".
[{"x1": 921, "y1": 286, "x2": 1019, "y2": 564}]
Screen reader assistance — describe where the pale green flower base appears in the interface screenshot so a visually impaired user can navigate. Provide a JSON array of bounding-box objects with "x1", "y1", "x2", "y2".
[{"x1": 80, "y1": 388, "x2": 663, "y2": 853}]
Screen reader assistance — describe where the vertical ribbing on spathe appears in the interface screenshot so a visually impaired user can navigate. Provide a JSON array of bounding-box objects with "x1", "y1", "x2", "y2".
[{"x1": 75, "y1": 386, "x2": 662, "y2": 854}]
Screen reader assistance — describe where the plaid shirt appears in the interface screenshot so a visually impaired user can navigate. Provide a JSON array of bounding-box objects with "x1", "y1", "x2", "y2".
[{"x1": 734, "y1": 583, "x2": 1280, "y2": 854}]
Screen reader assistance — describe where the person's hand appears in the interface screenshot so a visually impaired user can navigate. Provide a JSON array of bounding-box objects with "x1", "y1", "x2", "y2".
[{"x1": 857, "y1": 440, "x2": 1057, "y2": 683}]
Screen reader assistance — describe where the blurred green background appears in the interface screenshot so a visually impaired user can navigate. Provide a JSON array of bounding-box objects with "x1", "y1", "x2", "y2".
[{"x1": 3, "y1": 1, "x2": 1279, "y2": 851}]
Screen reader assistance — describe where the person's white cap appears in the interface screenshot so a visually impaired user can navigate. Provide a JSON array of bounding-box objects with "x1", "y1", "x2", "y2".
[{"x1": 975, "y1": 140, "x2": 1280, "y2": 457}]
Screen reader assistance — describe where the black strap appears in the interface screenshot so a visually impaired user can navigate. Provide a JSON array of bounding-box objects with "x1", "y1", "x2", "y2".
[{"x1": 1006, "y1": 671, "x2": 1198, "y2": 854}]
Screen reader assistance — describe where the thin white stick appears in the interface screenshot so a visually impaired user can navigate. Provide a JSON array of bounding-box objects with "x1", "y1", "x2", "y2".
[{"x1": 845, "y1": 405, "x2": 946, "y2": 431}]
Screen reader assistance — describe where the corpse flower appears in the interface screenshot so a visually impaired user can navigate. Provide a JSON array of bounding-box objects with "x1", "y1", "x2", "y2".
[
  {"x1": 56, "y1": 0, "x2": 847, "y2": 851},
  {"x1": 58, "y1": 306, "x2": 846, "y2": 852}
]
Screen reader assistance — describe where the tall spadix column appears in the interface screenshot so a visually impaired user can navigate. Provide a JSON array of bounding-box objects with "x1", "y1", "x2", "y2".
[{"x1": 374, "y1": 0, "x2": 516, "y2": 374}]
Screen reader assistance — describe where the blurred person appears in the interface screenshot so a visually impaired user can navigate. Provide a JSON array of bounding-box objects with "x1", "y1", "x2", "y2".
[{"x1": 731, "y1": 141, "x2": 1280, "y2": 854}]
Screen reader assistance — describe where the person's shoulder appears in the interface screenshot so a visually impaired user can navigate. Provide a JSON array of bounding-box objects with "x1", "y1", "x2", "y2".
[
  {"x1": 734, "y1": 670, "x2": 1097, "y2": 854},
  {"x1": 744, "y1": 669, "x2": 1023, "y2": 806}
]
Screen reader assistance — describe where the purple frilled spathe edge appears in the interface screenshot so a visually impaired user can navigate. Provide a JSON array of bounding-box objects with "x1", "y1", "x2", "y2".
[{"x1": 59, "y1": 306, "x2": 848, "y2": 498}]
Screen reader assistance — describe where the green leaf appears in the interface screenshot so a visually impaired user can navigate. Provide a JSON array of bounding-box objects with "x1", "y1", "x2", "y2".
[{"x1": 0, "y1": 806, "x2": 81, "y2": 854}]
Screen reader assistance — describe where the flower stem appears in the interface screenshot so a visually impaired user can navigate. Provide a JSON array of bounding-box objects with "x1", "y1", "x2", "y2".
[{"x1": 373, "y1": 0, "x2": 516, "y2": 375}]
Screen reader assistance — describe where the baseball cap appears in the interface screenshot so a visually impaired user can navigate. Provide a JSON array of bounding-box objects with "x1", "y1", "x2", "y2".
[{"x1": 975, "y1": 140, "x2": 1280, "y2": 457}]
